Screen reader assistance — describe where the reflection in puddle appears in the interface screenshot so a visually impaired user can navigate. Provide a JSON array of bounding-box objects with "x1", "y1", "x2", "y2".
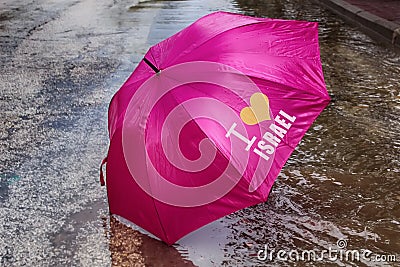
[{"x1": 108, "y1": 216, "x2": 195, "y2": 266}]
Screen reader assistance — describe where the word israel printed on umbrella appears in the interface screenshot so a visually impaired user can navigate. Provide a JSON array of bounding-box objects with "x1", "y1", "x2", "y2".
[{"x1": 225, "y1": 99, "x2": 296, "y2": 162}]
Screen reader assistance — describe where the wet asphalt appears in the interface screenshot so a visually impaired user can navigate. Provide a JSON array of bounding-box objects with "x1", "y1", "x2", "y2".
[
  {"x1": 1, "y1": 0, "x2": 400, "y2": 266},
  {"x1": 0, "y1": 0, "x2": 238, "y2": 265}
]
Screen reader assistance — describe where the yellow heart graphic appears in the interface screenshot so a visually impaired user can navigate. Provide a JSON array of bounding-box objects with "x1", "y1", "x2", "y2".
[{"x1": 240, "y1": 93, "x2": 271, "y2": 125}]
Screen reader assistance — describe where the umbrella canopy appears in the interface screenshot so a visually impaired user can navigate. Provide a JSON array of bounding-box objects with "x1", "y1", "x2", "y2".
[{"x1": 102, "y1": 11, "x2": 330, "y2": 245}]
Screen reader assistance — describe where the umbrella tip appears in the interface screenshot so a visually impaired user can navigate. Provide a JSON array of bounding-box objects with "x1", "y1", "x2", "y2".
[{"x1": 143, "y1": 57, "x2": 160, "y2": 73}]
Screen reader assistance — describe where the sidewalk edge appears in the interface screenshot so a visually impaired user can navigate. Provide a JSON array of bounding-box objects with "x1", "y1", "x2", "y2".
[{"x1": 314, "y1": 0, "x2": 400, "y2": 49}]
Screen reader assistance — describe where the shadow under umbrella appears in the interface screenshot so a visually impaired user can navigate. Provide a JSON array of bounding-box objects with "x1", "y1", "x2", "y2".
[{"x1": 107, "y1": 216, "x2": 195, "y2": 266}]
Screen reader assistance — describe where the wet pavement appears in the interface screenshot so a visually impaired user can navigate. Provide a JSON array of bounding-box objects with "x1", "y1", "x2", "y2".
[{"x1": 0, "y1": 0, "x2": 399, "y2": 266}]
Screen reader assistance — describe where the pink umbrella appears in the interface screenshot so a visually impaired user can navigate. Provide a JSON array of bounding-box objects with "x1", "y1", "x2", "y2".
[{"x1": 101, "y1": 11, "x2": 330, "y2": 245}]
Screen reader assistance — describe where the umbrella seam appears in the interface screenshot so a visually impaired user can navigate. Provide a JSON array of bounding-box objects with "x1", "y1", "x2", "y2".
[
  {"x1": 143, "y1": 126, "x2": 170, "y2": 244},
  {"x1": 246, "y1": 73, "x2": 330, "y2": 100},
  {"x1": 108, "y1": 74, "x2": 157, "y2": 141}
]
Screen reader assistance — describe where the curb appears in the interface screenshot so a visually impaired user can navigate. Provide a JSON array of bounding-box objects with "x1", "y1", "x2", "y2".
[{"x1": 315, "y1": 0, "x2": 400, "y2": 49}]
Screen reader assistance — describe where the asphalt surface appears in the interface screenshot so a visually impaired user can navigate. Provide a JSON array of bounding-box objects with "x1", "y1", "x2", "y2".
[{"x1": 0, "y1": 0, "x2": 185, "y2": 265}]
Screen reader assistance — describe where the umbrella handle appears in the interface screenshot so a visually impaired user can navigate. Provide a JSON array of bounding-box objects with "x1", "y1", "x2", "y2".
[{"x1": 99, "y1": 156, "x2": 108, "y2": 186}]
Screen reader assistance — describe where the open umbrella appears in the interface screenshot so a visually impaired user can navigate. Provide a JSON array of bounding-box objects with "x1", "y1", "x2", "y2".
[{"x1": 101, "y1": 11, "x2": 330, "y2": 245}]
